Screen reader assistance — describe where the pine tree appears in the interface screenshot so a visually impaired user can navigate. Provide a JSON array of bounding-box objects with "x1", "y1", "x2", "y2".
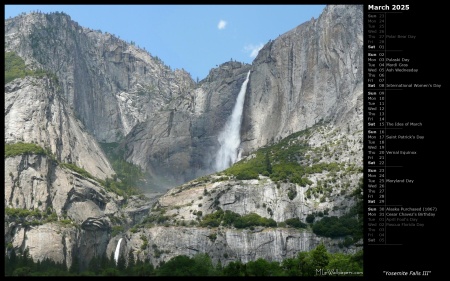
[
  {"x1": 19, "y1": 248, "x2": 34, "y2": 269},
  {"x1": 5, "y1": 248, "x2": 17, "y2": 276},
  {"x1": 264, "y1": 151, "x2": 272, "y2": 174},
  {"x1": 126, "y1": 250, "x2": 136, "y2": 275},
  {"x1": 216, "y1": 259, "x2": 223, "y2": 274},
  {"x1": 99, "y1": 253, "x2": 110, "y2": 271},
  {"x1": 35, "y1": 259, "x2": 42, "y2": 274},
  {"x1": 310, "y1": 243, "x2": 329, "y2": 270},
  {"x1": 88, "y1": 255, "x2": 101, "y2": 275},
  {"x1": 139, "y1": 257, "x2": 154, "y2": 276},
  {"x1": 110, "y1": 251, "x2": 115, "y2": 265},
  {"x1": 117, "y1": 254, "x2": 126, "y2": 271},
  {"x1": 69, "y1": 254, "x2": 80, "y2": 274},
  {"x1": 297, "y1": 251, "x2": 312, "y2": 276}
]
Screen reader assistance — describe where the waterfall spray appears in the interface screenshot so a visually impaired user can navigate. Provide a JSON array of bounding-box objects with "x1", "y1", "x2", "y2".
[
  {"x1": 214, "y1": 70, "x2": 251, "y2": 171},
  {"x1": 114, "y1": 238, "x2": 123, "y2": 265}
]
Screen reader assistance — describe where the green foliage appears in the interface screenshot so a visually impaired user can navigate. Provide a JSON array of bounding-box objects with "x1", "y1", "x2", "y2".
[
  {"x1": 284, "y1": 217, "x2": 307, "y2": 228},
  {"x1": 212, "y1": 176, "x2": 229, "y2": 182},
  {"x1": 222, "y1": 210, "x2": 241, "y2": 225},
  {"x1": 5, "y1": 52, "x2": 48, "y2": 84},
  {"x1": 5, "y1": 143, "x2": 48, "y2": 158},
  {"x1": 155, "y1": 253, "x2": 220, "y2": 276},
  {"x1": 233, "y1": 213, "x2": 277, "y2": 229},
  {"x1": 4, "y1": 244, "x2": 362, "y2": 276},
  {"x1": 224, "y1": 124, "x2": 344, "y2": 185},
  {"x1": 223, "y1": 260, "x2": 246, "y2": 276},
  {"x1": 200, "y1": 210, "x2": 225, "y2": 227},
  {"x1": 117, "y1": 254, "x2": 126, "y2": 271},
  {"x1": 98, "y1": 142, "x2": 145, "y2": 196},
  {"x1": 5, "y1": 207, "x2": 42, "y2": 218},
  {"x1": 287, "y1": 186, "x2": 297, "y2": 200},
  {"x1": 311, "y1": 178, "x2": 363, "y2": 244},
  {"x1": 236, "y1": 169, "x2": 259, "y2": 180},
  {"x1": 192, "y1": 253, "x2": 221, "y2": 276},
  {"x1": 155, "y1": 255, "x2": 195, "y2": 276},
  {"x1": 277, "y1": 221, "x2": 287, "y2": 228},
  {"x1": 264, "y1": 151, "x2": 272, "y2": 174},
  {"x1": 305, "y1": 214, "x2": 315, "y2": 224},
  {"x1": 141, "y1": 212, "x2": 169, "y2": 226},
  {"x1": 58, "y1": 219, "x2": 72, "y2": 226},
  {"x1": 140, "y1": 235, "x2": 148, "y2": 250},
  {"x1": 126, "y1": 251, "x2": 136, "y2": 275},
  {"x1": 152, "y1": 244, "x2": 164, "y2": 258},
  {"x1": 5, "y1": 247, "x2": 69, "y2": 276},
  {"x1": 60, "y1": 163, "x2": 94, "y2": 180},
  {"x1": 200, "y1": 210, "x2": 275, "y2": 229},
  {"x1": 5, "y1": 207, "x2": 63, "y2": 226},
  {"x1": 208, "y1": 233, "x2": 217, "y2": 242},
  {"x1": 245, "y1": 258, "x2": 284, "y2": 276},
  {"x1": 310, "y1": 243, "x2": 329, "y2": 269},
  {"x1": 111, "y1": 225, "x2": 124, "y2": 237},
  {"x1": 312, "y1": 216, "x2": 359, "y2": 238}
]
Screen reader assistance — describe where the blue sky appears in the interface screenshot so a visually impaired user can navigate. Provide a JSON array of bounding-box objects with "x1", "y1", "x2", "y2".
[{"x1": 5, "y1": 4, "x2": 326, "y2": 80}]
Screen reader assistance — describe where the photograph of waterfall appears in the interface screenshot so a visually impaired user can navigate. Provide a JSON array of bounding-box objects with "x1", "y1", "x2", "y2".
[{"x1": 4, "y1": 4, "x2": 365, "y2": 277}]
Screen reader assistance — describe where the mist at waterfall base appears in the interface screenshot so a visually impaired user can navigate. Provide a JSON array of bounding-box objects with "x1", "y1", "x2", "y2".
[
  {"x1": 114, "y1": 238, "x2": 123, "y2": 265},
  {"x1": 214, "y1": 71, "x2": 251, "y2": 172}
]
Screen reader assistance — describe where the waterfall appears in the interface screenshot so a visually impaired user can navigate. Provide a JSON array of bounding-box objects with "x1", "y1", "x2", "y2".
[
  {"x1": 214, "y1": 70, "x2": 251, "y2": 171},
  {"x1": 114, "y1": 238, "x2": 123, "y2": 265}
]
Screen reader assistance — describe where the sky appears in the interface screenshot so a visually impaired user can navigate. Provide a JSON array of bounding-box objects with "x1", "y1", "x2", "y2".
[{"x1": 5, "y1": 4, "x2": 326, "y2": 81}]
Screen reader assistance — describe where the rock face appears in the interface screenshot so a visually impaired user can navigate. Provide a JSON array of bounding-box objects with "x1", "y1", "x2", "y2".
[
  {"x1": 123, "y1": 62, "x2": 252, "y2": 187},
  {"x1": 115, "y1": 118, "x2": 363, "y2": 267},
  {"x1": 4, "y1": 4, "x2": 364, "y2": 271},
  {"x1": 4, "y1": 151, "x2": 151, "y2": 269},
  {"x1": 123, "y1": 5, "x2": 364, "y2": 184},
  {"x1": 113, "y1": 226, "x2": 339, "y2": 268},
  {"x1": 4, "y1": 76, "x2": 115, "y2": 180},
  {"x1": 5, "y1": 12, "x2": 195, "y2": 143},
  {"x1": 241, "y1": 5, "x2": 363, "y2": 155},
  {"x1": 5, "y1": 5, "x2": 363, "y2": 187},
  {"x1": 4, "y1": 152, "x2": 115, "y2": 270}
]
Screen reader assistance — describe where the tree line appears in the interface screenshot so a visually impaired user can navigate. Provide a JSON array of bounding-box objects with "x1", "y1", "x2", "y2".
[{"x1": 5, "y1": 243, "x2": 362, "y2": 276}]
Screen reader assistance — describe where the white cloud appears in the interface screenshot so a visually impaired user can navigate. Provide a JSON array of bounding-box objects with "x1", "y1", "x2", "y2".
[
  {"x1": 218, "y1": 20, "x2": 227, "y2": 30},
  {"x1": 244, "y1": 43, "x2": 264, "y2": 58}
]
